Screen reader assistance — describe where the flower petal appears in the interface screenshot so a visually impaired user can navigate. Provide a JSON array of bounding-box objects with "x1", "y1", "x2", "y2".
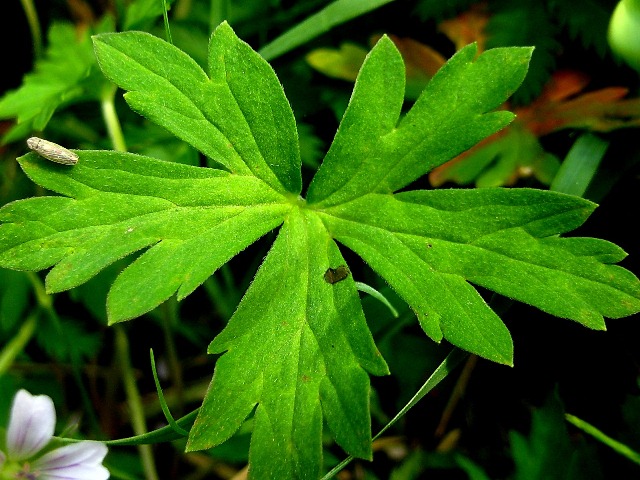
[
  {"x1": 6, "y1": 389, "x2": 56, "y2": 461},
  {"x1": 34, "y1": 442, "x2": 109, "y2": 480}
]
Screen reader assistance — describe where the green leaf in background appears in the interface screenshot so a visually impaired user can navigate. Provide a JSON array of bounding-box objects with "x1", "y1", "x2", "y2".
[
  {"x1": 486, "y1": 0, "x2": 561, "y2": 103},
  {"x1": 550, "y1": 133, "x2": 608, "y2": 196},
  {"x1": 259, "y1": 0, "x2": 396, "y2": 61},
  {"x1": 510, "y1": 393, "x2": 604, "y2": 480},
  {"x1": 1, "y1": 20, "x2": 640, "y2": 478},
  {"x1": 0, "y1": 269, "x2": 30, "y2": 333},
  {"x1": 430, "y1": 125, "x2": 561, "y2": 188},
  {"x1": 35, "y1": 316, "x2": 102, "y2": 363},
  {"x1": 0, "y1": 18, "x2": 113, "y2": 144},
  {"x1": 305, "y1": 42, "x2": 369, "y2": 82},
  {"x1": 549, "y1": 0, "x2": 611, "y2": 57},
  {"x1": 123, "y1": 0, "x2": 176, "y2": 30}
]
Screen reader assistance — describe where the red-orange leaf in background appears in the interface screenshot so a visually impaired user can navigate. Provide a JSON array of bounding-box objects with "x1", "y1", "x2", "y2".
[
  {"x1": 517, "y1": 70, "x2": 640, "y2": 134},
  {"x1": 438, "y1": 3, "x2": 489, "y2": 52},
  {"x1": 306, "y1": 35, "x2": 445, "y2": 100},
  {"x1": 430, "y1": 70, "x2": 640, "y2": 187},
  {"x1": 305, "y1": 4, "x2": 640, "y2": 188}
]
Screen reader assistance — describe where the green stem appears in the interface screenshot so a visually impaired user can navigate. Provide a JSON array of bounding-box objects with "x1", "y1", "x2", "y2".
[
  {"x1": 25, "y1": 272, "x2": 101, "y2": 433},
  {"x1": 115, "y1": 326, "x2": 159, "y2": 480},
  {"x1": 161, "y1": 0, "x2": 173, "y2": 45},
  {"x1": 161, "y1": 299, "x2": 185, "y2": 415},
  {"x1": 27, "y1": 271, "x2": 52, "y2": 309},
  {"x1": 0, "y1": 313, "x2": 38, "y2": 375},
  {"x1": 20, "y1": 0, "x2": 42, "y2": 58},
  {"x1": 322, "y1": 348, "x2": 468, "y2": 479},
  {"x1": 101, "y1": 84, "x2": 127, "y2": 152},
  {"x1": 210, "y1": 0, "x2": 228, "y2": 32}
]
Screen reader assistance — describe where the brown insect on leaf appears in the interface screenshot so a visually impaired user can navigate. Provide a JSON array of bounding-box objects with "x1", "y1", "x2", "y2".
[{"x1": 324, "y1": 266, "x2": 350, "y2": 285}]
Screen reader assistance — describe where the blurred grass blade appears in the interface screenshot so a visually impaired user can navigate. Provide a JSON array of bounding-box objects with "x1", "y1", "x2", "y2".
[
  {"x1": 565, "y1": 413, "x2": 640, "y2": 465},
  {"x1": 550, "y1": 133, "x2": 608, "y2": 196},
  {"x1": 259, "y1": 0, "x2": 395, "y2": 61}
]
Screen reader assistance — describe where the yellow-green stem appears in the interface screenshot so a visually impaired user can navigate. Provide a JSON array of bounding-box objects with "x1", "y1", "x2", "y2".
[
  {"x1": 101, "y1": 84, "x2": 127, "y2": 152},
  {"x1": 115, "y1": 326, "x2": 159, "y2": 480},
  {"x1": 25, "y1": 272, "x2": 101, "y2": 432},
  {"x1": 20, "y1": 0, "x2": 42, "y2": 58},
  {"x1": 161, "y1": 299, "x2": 185, "y2": 415},
  {"x1": 0, "y1": 313, "x2": 37, "y2": 375}
]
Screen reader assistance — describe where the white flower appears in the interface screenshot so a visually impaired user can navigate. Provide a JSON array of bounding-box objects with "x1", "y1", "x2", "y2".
[{"x1": 0, "y1": 390, "x2": 109, "y2": 480}]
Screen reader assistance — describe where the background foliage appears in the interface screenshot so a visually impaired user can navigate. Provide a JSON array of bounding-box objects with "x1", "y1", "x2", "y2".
[{"x1": 0, "y1": 1, "x2": 639, "y2": 479}]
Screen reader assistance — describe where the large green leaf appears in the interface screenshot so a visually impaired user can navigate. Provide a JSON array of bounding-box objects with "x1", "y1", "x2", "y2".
[
  {"x1": 0, "y1": 19, "x2": 112, "y2": 143},
  {"x1": 188, "y1": 208, "x2": 388, "y2": 477}
]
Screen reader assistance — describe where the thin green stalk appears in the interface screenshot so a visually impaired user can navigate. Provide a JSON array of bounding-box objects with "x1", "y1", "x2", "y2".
[
  {"x1": 161, "y1": 298, "x2": 185, "y2": 415},
  {"x1": 115, "y1": 326, "x2": 160, "y2": 480},
  {"x1": 161, "y1": 0, "x2": 173, "y2": 45},
  {"x1": 322, "y1": 348, "x2": 468, "y2": 479},
  {"x1": 101, "y1": 84, "x2": 127, "y2": 152},
  {"x1": 0, "y1": 313, "x2": 38, "y2": 375},
  {"x1": 27, "y1": 271, "x2": 52, "y2": 309},
  {"x1": 354, "y1": 282, "x2": 399, "y2": 318},
  {"x1": 258, "y1": 0, "x2": 396, "y2": 61},
  {"x1": 20, "y1": 0, "x2": 42, "y2": 58},
  {"x1": 150, "y1": 349, "x2": 188, "y2": 436},
  {"x1": 25, "y1": 272, "x2": 101, "y2": 433},
  {"x1": 210, "y1": 0, "x2": 228, "y2": 33}
]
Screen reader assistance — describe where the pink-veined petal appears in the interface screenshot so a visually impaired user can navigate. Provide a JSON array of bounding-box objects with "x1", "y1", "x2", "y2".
[
  {"x1": 6, "y1": 389, "x2": 56, "y2": 461},
  {"x1": 34, "y1": 442, "x2": 109, "y2": 480}
]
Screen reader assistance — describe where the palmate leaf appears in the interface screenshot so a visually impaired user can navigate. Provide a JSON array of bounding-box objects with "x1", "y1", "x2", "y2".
[{"x1": 1, "y1": 21, "x2": 639, "y2": 479}]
